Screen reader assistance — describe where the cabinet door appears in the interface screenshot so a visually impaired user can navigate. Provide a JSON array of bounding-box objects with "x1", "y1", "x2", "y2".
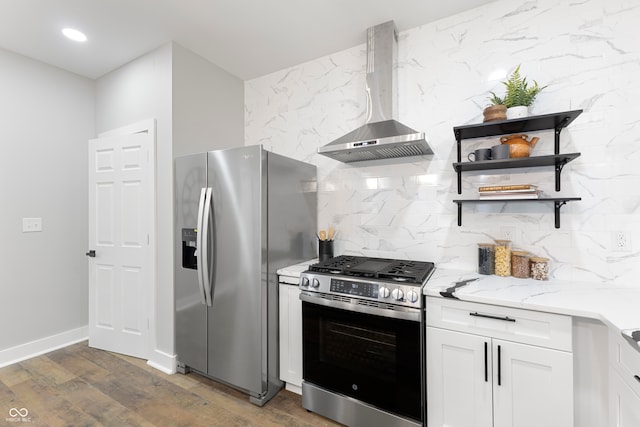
[
  {"x1": 278, "y1": 283, "x2": 303, "y2": 390},
  {"x1": 427, "y1": 327, "x2": 493, "y2": 427},
  {"x1": 493, "y1": 339, "x2": 573, "y2": 427},
  {"x1": 610, "y1": 369, "x2": 640, "y2": 427}
]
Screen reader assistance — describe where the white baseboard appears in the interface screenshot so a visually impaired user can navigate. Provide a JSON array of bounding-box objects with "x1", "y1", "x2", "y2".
[
  {"x1": 285, "y1": 382, "x2": 302, "y2": 395},
  {"x1": 147, "y1": 348, "x2": 177, "y2": 374},
  {"x1": 0, "y1": 326, "x2": 88, "y2": 368}
]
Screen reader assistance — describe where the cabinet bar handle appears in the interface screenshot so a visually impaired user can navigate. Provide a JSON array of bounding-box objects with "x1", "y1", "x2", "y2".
[
  {"x1": 497, "y1": 345, "x2": 502, "y2": 386},
  {"x1": 470, "y1": 312, "x2": 516, "y2": 322},
  {"x1": 635, "y1": 375, "x2": 640, "y2": 384},
  {"x1": 484, "y1": 341, "x2": 488, "y2": 382}
]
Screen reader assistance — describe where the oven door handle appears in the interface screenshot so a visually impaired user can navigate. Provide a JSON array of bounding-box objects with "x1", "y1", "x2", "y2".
[{"x1": 299, "y1": 292, "x2": 420, "y2": 322}]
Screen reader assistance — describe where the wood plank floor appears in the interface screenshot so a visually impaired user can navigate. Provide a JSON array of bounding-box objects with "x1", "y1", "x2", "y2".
[{"x1": 0, "y1": 342, "x2": 341, "y2": 426}]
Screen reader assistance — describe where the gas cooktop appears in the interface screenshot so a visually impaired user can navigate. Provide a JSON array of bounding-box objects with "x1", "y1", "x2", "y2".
[{"x1": 308, "y1": 255, "x2": 435, "y2": 285}]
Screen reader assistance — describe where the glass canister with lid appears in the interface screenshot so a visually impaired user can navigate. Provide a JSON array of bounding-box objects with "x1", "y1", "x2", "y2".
[
  {"x1": 511, "y1": 251, "x2": 530, "y2": 278},
  {"x1": 494, "y1": 239, "x2": 511, "y2": 276},
  {"x1": 478, "y1": 243, "x2": 495, "y2": 275},
  {"x1": 530, "y1": 257, "x2": 550, "y2": 280}
]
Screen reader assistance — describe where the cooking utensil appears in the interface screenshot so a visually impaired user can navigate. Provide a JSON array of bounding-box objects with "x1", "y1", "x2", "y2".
[
  {"x1": 319, "y1": 230, "x2": 327, "y2": 241},
  {"x1": 328, "y1": 227, "x2": 335, "y2": 240}
]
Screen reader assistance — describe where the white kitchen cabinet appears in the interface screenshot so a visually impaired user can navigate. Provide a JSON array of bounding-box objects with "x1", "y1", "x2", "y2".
[
  {"x1": 426, "y1": 297, "x2": 574, "y2": 427},
  {"x1": 609, "y1": 331, "x2": 640, "y2": 426},
  {"x1": 610, "y1": 370, "x2": 640, "y2": 426},
  {"x1": 278, "y1": 277, "x2": 303, "y2": 394},
  {"x1": 492, "y1": 337, "x2": 573, "y2": 427},
  {"x1": 427, "y1": 327, "x2": 493, "y2": 427}
]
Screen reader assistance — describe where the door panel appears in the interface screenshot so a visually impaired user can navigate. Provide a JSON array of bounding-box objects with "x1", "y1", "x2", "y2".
[
  {"x1": 207, "y1": 145, "x2": 264, "y2": 395},
  {"x1": 89, "y1": 129, "x2": 153, "y2": 359},
  {"x1": 610, "y1": 369, "x2": 640, "y2": 426},
  {"x1": 426, "y1": 327, "x2": 493, "y2": 427},
  {"x1": 95, "y1": 266, "x2": 115, "y2": 328},
  {"x1": 493, "y1": 339, "x2": 573, "y2": 427}
]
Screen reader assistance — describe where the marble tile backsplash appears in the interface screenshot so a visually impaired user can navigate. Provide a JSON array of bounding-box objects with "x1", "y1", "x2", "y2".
[{"x1": 245, "y1": 0, "x2": 640, "y2": 285}]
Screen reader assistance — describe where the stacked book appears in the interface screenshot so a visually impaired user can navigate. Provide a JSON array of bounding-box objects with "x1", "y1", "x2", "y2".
[{"x1": 478, "y1": 184, "x2": 540, "y2": 199}]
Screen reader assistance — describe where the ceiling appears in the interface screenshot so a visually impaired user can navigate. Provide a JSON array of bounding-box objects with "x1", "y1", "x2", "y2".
[{"x1": 0, "y1": 0, "x2": 497, "y2": 80}]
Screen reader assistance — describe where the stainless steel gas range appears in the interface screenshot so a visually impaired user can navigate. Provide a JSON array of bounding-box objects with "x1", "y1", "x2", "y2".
[{"x1": 299, "y1": 255, "x2": 435, "y2": 427}]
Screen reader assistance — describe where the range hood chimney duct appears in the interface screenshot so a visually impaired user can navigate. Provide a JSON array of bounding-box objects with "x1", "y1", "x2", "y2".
[{"x1": 318, "y1": 21, "x2": 433, "y2": 163}]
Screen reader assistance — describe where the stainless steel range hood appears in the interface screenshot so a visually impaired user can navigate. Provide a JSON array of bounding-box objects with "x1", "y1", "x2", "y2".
[{"x1": 318, "y1": 21, "x2": 433, "y2": 163}]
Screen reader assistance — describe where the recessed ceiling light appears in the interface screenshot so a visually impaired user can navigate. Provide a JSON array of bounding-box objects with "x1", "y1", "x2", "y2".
[{"x1": 62, "y1": 28, "x2": 87, "y2": 42}]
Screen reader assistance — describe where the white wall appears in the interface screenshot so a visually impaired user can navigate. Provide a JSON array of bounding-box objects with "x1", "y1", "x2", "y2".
[
  {"x1": 245, "y1": 0, "x2": 640, "y2": 285},
  {"x1": 0, "y1": 48, "x2": 94, "y2": 354},
  {"x1": 95, "y1": 42, "x2": 244, "y2": 370},
  {"x1": 173, "y1": 43, "x2": 244, "y2": 156}
]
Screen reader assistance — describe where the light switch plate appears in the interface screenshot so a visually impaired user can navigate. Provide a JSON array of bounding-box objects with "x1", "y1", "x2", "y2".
[{"x1": 22, "y1": 217, "x2": 42, "y2": 232}]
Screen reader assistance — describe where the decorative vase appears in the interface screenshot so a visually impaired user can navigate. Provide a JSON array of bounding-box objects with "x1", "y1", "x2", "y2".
[
  {"x1": 506, "y1": 105, "x2": 529, "y2": 119},
  {"x1": 482, "y1": 105, "x2": 507, "y2": 122}
]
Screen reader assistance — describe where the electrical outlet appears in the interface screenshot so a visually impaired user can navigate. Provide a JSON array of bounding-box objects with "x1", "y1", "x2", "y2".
[
  {"x1": 500, "y1": 226, "x2": 516, "y2": 242},
  {"x1": 612, "y1": 231, "x2": 631, "y2": 252},
  {"x1": 22, "y1": 217, "x2": 42, "y2": 233}
]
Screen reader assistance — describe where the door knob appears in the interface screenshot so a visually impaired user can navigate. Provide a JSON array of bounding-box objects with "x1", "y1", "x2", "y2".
[{"x1": 85, "y1": 250, "x2": 96, "y2": 257}]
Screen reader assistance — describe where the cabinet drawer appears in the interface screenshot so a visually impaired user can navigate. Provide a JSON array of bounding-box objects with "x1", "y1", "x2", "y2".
[
  {"x1": 609, "y1": 331, "x2": 640, "y2": 398},
  {"x1": 426, "y1": 297, "x2": 572, "y2": 351}
]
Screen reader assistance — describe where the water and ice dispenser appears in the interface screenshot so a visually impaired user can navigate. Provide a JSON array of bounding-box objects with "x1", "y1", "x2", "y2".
[{"x1": 182, "y1": 228, "x2": 197, "y2": 269}]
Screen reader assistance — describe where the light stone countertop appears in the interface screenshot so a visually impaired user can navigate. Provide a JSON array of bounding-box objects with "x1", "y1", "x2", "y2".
[
  {"x1": 277, "y1": 259, "x2": 317, "y2": 278},
  {"x1": 425, "y1": 268, "x2": 640, "y2": 352},
  {"x1": 277, "y1": 261, "x2": 640, "y2": 353}
]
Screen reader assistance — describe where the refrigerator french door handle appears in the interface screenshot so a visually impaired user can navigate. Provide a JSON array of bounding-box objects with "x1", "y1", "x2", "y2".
[
  {"x1": 201, "y1": 187, "x2": 213, "y2": 307},
  {"x1": 195, "y1": 188, "x2": 208, "y2": 305}
]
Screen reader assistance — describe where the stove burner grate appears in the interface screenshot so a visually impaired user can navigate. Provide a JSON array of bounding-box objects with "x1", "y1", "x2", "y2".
[{"x1": 308, "y1": 255, "x2": 434, "y2": 284}]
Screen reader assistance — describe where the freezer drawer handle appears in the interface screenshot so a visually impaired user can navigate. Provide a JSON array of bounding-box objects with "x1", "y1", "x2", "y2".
[
  {"x1": 85, "y1": 250, "x2": 96, "y2": 258},
  {"x1": 470, "y1": 312, "x2": 516, "y2": 322}
]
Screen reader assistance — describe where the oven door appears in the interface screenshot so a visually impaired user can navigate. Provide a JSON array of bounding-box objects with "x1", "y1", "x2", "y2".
[{"x1": 301, "y1": 293, "x2": 422, "y2": 422}]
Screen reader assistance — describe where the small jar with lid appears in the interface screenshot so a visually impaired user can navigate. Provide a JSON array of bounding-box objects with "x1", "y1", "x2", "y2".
[
  {"x1": 530, "y1": 257, "x2": 550, "y2": 280},
  {"x1": 511, "y1": 251, "x2": 530, "y2": 278},
  {"x1": 478, "y1": 243, "x2": 495, "y2": 275},
  {"x1": 494, "y1": 240, "x2": 511, "y2": 277}
]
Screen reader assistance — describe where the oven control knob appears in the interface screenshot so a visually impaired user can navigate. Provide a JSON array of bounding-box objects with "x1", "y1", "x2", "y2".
[
  {"x1": 379, "y1": 287, "x2": 390, "y2": 299},
  {"x1": 311, "y1": 278, "x2": 320, "y2": 288},
  {"x1": 407, "y1": 290, "x2": 419, "y2": 303},
  {"x1": 391, "y1": 288, "x2": 404, "y2": 301},
  {"x1": 301, "y1": 277, "x2": 309, "y2": 287}
]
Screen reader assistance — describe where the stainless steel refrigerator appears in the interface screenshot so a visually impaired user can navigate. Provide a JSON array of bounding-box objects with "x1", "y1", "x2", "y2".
[{"x1": 174, "y1": 145, "x2": 317, "y2": 405}]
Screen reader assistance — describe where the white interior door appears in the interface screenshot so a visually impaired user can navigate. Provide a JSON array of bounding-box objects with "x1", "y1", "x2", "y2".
[{"x1": 88, "y1": 123, "x2": 155, "y2": 359}]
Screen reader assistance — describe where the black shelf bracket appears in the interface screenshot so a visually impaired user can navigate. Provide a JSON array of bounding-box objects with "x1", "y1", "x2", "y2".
[
  {"x1": 554, "y1": 116, "x2": 570, "y2": 154},
  {"x1": 554, "y1": 200, "x2": 568, "y2": 228},
  {"x1": 455, "y1": 129, "x2": 462, "y2": 194},
  {"x1": 555, "y1": 158, "x2": 569, "y2": 191}
]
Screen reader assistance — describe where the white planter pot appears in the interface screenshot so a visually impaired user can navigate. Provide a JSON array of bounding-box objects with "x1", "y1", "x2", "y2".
[{"x1": 506, "y1": 106, "x2": 529, "y2": 119}]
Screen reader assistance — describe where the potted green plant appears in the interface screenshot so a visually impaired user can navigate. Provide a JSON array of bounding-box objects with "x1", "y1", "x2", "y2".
[
  {"x1": 500, "y1": 65, "x2": 546, "y2": 119},
  {"x1": 482, "y1": 93, "x2": 507, "y2": 122}
]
